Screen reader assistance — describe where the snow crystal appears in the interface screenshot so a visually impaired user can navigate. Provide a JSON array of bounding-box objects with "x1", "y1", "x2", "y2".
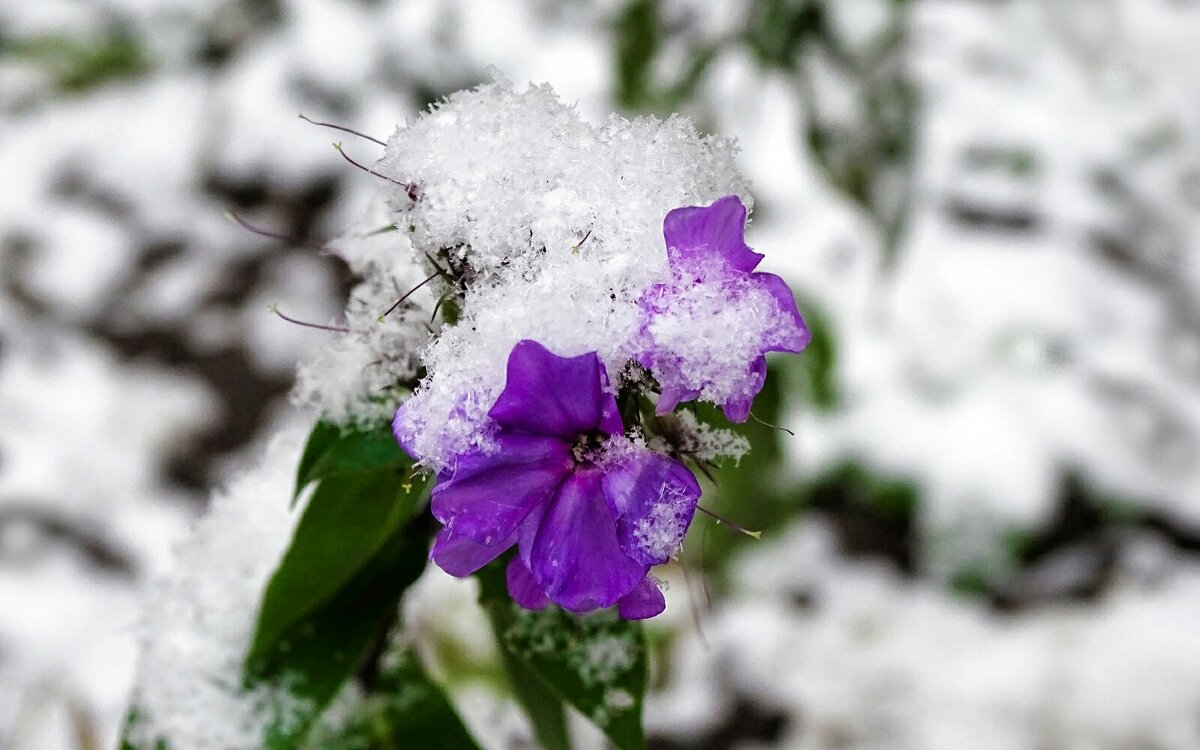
[
  {"x1": 504, "y1": 607, "x2": 639, "y2": 688},
  {"x1": 355, "y1": 77, "x2": 750, "y2": 468},
  {"x1": 640, "y1": 257, "x2": 801, "y2": 414},
  {"x1": 292, "y1": 210, "x2": 437, "y2": 426},
  {"x1": 578, "y1": 634, "x2": 638, "y2": 687},
  {"x1": 630, "y1": 491, "x2": 692, "y2": 562},
  {"x1": 124, "y1": 431, "x2": 308, "y2": 750},
  {"x1": 648, "y1": 409, "x2": 750, "y2": 464}
]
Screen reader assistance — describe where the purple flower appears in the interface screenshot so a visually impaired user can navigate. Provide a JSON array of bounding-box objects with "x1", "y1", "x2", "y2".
[
  {"x1": 397, "y1": 339, "x2": 701, "y2": 619},
  {"x1": 638, "y1": 195, "x2": 811, "y2": 422}
]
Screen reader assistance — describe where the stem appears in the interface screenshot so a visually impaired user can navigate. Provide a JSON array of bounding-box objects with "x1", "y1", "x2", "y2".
[
  {"x1": 332, "y1": 142, "x2": 412, "y2": 191},
  {"x1": 225, "y1": 210, "x2": 330, "y2": 254},
  {"x1": 299, "y1": 113, "x2": 386, "y2": 147},
  {"x1": 269, "y1": 304, "x2": 350, "y2": 333},
  {"x1": 378, "y1": 273, "x2": 441, "y2": 321},
  {"x1": 749, "y1": 410, "x2": 795, "y2": 437},
  {"x1": 696, "y1": 505, "x2": 761, "y2": 540}
]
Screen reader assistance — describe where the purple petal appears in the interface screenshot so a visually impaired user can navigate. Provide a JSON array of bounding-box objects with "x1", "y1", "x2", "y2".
[
  {"x1": 721, "y1": 358, "x2": 767, "y2": 423},
  {"x1": 617, "y1": 577, "x2": 666, "y2": 620},
  {"x1": 431, "y1": 432, "x2": 569, "y2": 546},
  {"x1": 489, "y1": 340, "x2": 622, "y2": 439},
  {"x1": 754, "y1": 272, "x2": 811, "y2": 353},
  {"x1": 655, "y1": 382, "x2": 701, "y2": 416},
  {"x1": 430, "y1": 526, "x2": 515, "y2": 577},
  {"x1": 601, "y1": 451, "x2": 701, "y2": 566},
  {"x1": 597, "y1": 366, "x2": 624, "y2": 436},
  {"x1": 392, "y1": 401, "x2": 421, "y2": 458},
  {"x1": 506, "y1": 557, "x2": 550, "y2": 610},
  {"x1": 516, "y1": 495, "x2": 546, "y2": 571},
  {"x1": 663, "y1": 195, "x2": 763, "y2": 275},
  {"x1": 528, "y1": 470, "x2": 647, "y2": 612}
]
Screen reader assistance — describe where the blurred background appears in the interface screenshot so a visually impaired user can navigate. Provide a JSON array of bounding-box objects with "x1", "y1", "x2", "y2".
[{"x1": 4, "y1": 0, "x2": 1200, "y2": 748}]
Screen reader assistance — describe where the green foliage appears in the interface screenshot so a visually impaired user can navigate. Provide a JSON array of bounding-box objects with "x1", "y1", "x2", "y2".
[
  {"x1": 478, "y1": 563, "x2": 649, "y2": 750},
  {"x1": 613, "y1": 0, "x2": 660, "y2": 111},
  {"x1": 744, "y1": 0, "x2": 827, "y2": 71},
  {"x1": 793, "y1": 298, "x2": 839, "y2": 411},
  {"x1": 612, "y1": 0, "x2": 719, "y2": 114},
  {"x1": 807, "y1": 461, "x2": 918, "y2": 518},
  {"x1": 687, "y1": 362, "x2": 797, "y2": 566},
  {"x1": 245, "y1": 420, "x2": 434, "y2": 748},
  {"x1": 609, "y1": 0, "x2": 917, "y2": 259},
  {"x1": 254, "y1": 469, "x2": 427, "y2": 656},
  {"x1": 478, "y1": 564, "x2": 572, "y2": 750},
  {"x1": 0, "y1": 26, "x2": 150, "y2": 93},
  {"x1": 299, "y1": 649, "x2": 481, "y2": 750},
  {"x1": 294, "y1": 420, "x2": 412, "y2": 501}
]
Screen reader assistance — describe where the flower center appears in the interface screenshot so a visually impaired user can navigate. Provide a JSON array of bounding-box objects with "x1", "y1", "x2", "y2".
[{"x1": 570, "y1": 431, "x2": 608, "y2": 465}]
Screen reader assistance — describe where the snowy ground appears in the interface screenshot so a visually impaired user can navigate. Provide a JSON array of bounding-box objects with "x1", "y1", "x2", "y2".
[{"x1": 3, "y1": 0, "x2": 1200, "y2": 748}]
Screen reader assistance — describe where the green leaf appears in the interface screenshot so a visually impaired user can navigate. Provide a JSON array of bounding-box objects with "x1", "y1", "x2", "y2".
[
  {"x1": 251, "y1": 466, "x2": 429, "y2": 662},
  {"x1": 688, "y1": 364, "x2": 793, "y2": 567},
  {"x1": 478, "y1": 567, "x2": 571, "y2": 750},
  {"x1": 248, "y1": 490, "x2": 433, "y2": 747},
  {"x1": 294, "y1": 420, "x2": 410, "y2": 501},
  {"x1": 478, "y1": 564, "x2": 648, "y2": 750},
  {"x1": 300, "y1": 649, "x2": 482, "y2": 750},
  {"x1": 245, "y1": 420, "x2": 435, "y2": 748},
  {"x1": 745, "y1": 0, "x2": 826, "y2": 71}
]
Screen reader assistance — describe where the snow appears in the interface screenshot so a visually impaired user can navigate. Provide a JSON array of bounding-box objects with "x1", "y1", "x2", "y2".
[
  {"x1": 648, "y1": 519, "x2": 1200, "y2": 750},
  {"x1": 124, "y1": 431, "x2": 307, "y2": 750},
  {"x1": 5, "y1": 0, "x2": 1200, "y2": 748},
  {"x1": 384, "y1": 79, "x2": 753, "y2": 469},
  {"x1": 646, "y1": 409, "x2": 750, "y2": 464}
]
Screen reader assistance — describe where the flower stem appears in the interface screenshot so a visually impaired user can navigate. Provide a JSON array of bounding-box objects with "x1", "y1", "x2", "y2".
[{"x1": 696, "y1": 505, "x2": 761, "y2": 540}]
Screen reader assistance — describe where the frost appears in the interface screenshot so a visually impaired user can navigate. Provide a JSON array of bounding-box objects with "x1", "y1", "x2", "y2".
[
  {"x1": 641, "y1": 260, "x2": 800, "y2": 413},
  {"x1": 592, "y1": 687, "x2": 636, "y2": 728},
  {"x1": 123, "y1": 430, "x2": 309, "y2": 750},
  {"x1": 605, "y1": 688, "x2": 635, "y2": 711},
  {"x1": 578, "y1": 634, "x2": 638, "y2": 687},
  {"x1": 504, "y1": 607, "x2": 639, "y2": 687},
  {"x1": 648, "y1": 410, "x2": 751, "y2": 464},
  {"x1": 630, "y1": 493, "x2": 691, "y2": 562},
  {"x1": 292, "y1": 214, "x2": 436, "y2": 426}
]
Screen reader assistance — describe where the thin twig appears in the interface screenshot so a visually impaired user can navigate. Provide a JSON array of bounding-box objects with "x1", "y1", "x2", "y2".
[
  {"x1": 696, "y1": 505, "x2": 761, "y2": 540},
  {"x1": 298, "y1": 113, "x2": 386, "y2": 147},
  {"x1": 225, "y1": 210, "x2": 330, "y2": 254},
  {"x1": 333, "y1": 142, "x2": 411, "y2": 189},
  {"x1": 379, "y1": 273, "x2": 440, "y2": 321},
  {"x1": 422, "y1": 252, "x2": 455, "y2": 281},
  {"x1": 269, "y1": 304, "x2": 350, "y2": 333},
  {"x1": 749, "y1": 410, "x2": 795, "y2": 437},
  {"x1": 429, "y1": 287, "x2": 456, "y2": 323},
  {"x1": 572, "y1": 229, "x2": 592, "y2": 252},
  {"x1": 690, "y1": 456, "x2": 718, "y2": 487}
]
